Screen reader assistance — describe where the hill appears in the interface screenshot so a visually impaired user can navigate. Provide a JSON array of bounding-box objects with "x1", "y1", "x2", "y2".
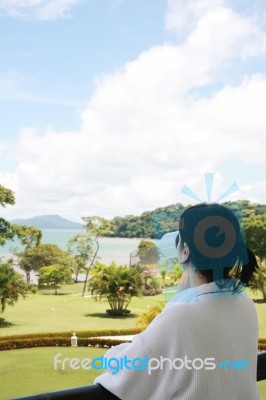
[
  {"x1": 11, "y1": 200, "x2": 266, "y2": 236},
  {"x1": 107, "y1": 200, "x2": 266, "y2": 239},
  {"x1": 12, "y1": 215, "x2": 83, "y2": 230}
]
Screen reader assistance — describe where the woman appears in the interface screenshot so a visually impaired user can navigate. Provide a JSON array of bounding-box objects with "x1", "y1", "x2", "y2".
[{"x1": 94, "y1": 203, "x2": 259, "y2": 400}]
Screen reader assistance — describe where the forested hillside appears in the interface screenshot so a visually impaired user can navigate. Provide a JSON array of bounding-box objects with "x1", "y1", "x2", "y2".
[{"x1": 100, "y1": 200, "x2": 266, "y2": 239}]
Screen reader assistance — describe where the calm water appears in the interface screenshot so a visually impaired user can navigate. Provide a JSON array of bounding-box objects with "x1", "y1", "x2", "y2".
[{"x1": 0, "y1": 229, "x2": 142, "y2": 265}]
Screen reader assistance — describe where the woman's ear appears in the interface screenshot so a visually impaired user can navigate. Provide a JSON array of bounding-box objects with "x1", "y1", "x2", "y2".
[
  {"x1": 182, "y1": 242, "x2": 190, "y2": 263},
  {"x1": 178, "y1": 242, "x2": 190, "y2": 264}
]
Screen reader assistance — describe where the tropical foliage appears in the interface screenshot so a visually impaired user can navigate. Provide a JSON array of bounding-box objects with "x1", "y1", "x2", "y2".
[
  {"x1": 68, "y1": 232, "x2": 95, "y2": 283},
  {"x1": 0, "y1": 263, "x2": 27, "y2": 313},
  {"x1": 244, "y1": 215, "x2": 266, "y2": 301},
  {"x1": 244, "y1": 215, "x2": 266, "y2": 261},
  {"x1": 136, "y1": 302, "x2": 165, "y2": 330},
  {"x1": 0, "y1": 184, "x2": 41, "y2": 315},
  {"x1": 83, "y1": 200, "x2": 266, "y2": 239},
  {"x1": 137, "y1": 239, "x2": 159, "y2": 265},
  {"x1": 249, "y1": 261, "x2": 266, "y2": 302},
  {"x1": 17, "y1": 243, "x2": 71, "y2": 284},
  {"x1": 88, "y1": 262, "x2": 142, "y2": 315},
  {"x1": 38, "y1": 264, "x2": 73, "y2": 294},
  {"x1": 0, "y1": 184, "x2": 41, "y2": 247}
]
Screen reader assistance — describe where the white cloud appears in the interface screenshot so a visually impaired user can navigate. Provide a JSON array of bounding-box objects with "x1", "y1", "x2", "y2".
[
  {"x1": 1, "y1": 0, "x2": 266, "y2": 221},
  {"x1": 165, "y1": 0, "x2": 225, "y2": 37},
  {"x1": 0, "y1": 0, "x2": 83, "y2": 20},
  {"x1": 230, "y1": 182, "x2": 266, "y2": 205}
]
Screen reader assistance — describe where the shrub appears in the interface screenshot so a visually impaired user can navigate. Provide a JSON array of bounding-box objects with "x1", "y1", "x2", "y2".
[
  {"x1": 258, "y1": 338, "x2": 266, "y2": 351},
  {"x1": 0, "y1": 328, "x2": 142, "y2": 351},
  {"x1": 26, "y1": 284, "x2": 38, "y2": 294},
  {"x1": 0, "y1": 329, "x2": 265, "y2": 351}
]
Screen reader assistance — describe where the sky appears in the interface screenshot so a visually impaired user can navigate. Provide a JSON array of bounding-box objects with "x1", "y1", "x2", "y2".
[{"x1": 0, "y1": 0, "x2": 266, "y2": 223}]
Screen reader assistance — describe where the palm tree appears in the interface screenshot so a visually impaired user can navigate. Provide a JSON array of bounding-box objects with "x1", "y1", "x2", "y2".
[
  {"x1": 70, "y1": 257, "x2": 86, "y2": 283},
  {"x1": 160, "y1": 267, "x2": 167, "y2": 287},
  {"x1": 0, "y1": 263, "x2": 27, "y2": 313},
  {"x1": 136, "y1": 302, "x2": 165, "y2": 330},
  {"x1": 88, "y1": 262, "x2": 142, "y2": 315},
  {"x1": 131, "y1": 263, "x2": 160, "y2": 295}
]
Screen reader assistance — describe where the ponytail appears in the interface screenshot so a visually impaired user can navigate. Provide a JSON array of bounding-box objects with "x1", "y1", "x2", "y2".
[{"x1": 239, "y1": 247, "x2": 259, "y2": 287}]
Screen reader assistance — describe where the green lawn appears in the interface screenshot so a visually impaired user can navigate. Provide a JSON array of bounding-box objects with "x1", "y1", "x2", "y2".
[
  {"x1": 0, "y1": 347, "x2": 106, "y2": 400},
  {"x1": 0, "y1": 284, "x2": 265, "y2": 337},
  {"x1": 0, "y1": 347, "x2": 265, "y2": 400},
  {"x1": 0, "y1": 284, "x2": 265, "y2": 399},
  {"x1": 0, "y1": 284, "x2": 163, "y2": 336}
]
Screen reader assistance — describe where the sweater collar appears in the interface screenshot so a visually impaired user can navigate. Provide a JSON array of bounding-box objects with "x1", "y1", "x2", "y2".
[{"x1": 166, "y1": 279, "x2": 245, "y2": 304}]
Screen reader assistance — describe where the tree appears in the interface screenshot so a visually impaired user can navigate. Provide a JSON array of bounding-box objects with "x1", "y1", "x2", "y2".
[
  {"x1": 0, "y1": 262, "x2": 27, "y2": 313},
  {"x1": 82, "y1": 216, "x2": 115, "y2": 237},
  {"x1": 68, "y1": 232, "x2": 95, "y2": 284},
  {"x1": 0, "y1": 183, "x2": 41, "y2": 286},
  {"x1": 12, "y1": 224, "x2": 42, "y2": 249},
  {"x1": 137, "y1": 240, "x2": 159, "y2": 266},
  {"x1": 249, "y1": 261, "x2": 266, "y2": 302},
  {"x1": 0, "y1": 185, "x2": 42, "y2": 247},
  {"x1": 244, "y1": 215, "x2": 266, "y2": 301},
  {"x1": 0, "y1": 218, "x2": 15, "y2": 246},
  {"x1": 17, "y1": 243, "x2": 71, "y2": 284},
  {"x1": 157, "y1": 259, "x2": 183, "y2": 289},
  {"x1": 0, "y1": 185, "x2": 19, "y2": 246},
  {"x1": 88, "y1": 262, "x2": 142, "y2": 315},
  {"x1": 165, "y1": 260, "x2": 183, "y2": 284},
  {"x1": 79, "y1": 216, "x2": 115, "y2": 296},
  {"x1": 130, "y1": 263, "x2": 161, "y2": 295},
  {"x1": 38, "y1": 264, "x2": 73, "y2": 294},
  {"x1": 69, "y1": 257, "x2": 86, "y2": 284},
  {"x1": 160, "y1": 267, "x2": 167, "y2": 287},
  {"x1": 244, "y1": 215, "x2": 266, "y2": 262},
  {"x1": 0, "y1": 184, "x2": 15, "y2": 208}
]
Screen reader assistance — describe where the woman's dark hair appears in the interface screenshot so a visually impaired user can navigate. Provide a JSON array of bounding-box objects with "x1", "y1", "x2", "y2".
[{"x1": 178, "y1": 203, "x2": 258, "y2": 291}]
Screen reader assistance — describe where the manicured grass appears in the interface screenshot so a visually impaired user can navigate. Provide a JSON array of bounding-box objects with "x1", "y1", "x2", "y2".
[
  {"x1": 0, "y1": 284, "x2": 265, "y2": 399},
  {"x1": 247, "y1": 289, "x2": 266, "y2": 338},
  {"x1": 0, "y1": 347, "x2": 265, "y2": 400},
  {"x1": 259, "y1": 381, "x2": 266, "y2": 399},
  {"x1": 0, "y1": 347, "x2": 106, "y2": 400},
  {"x1": 0, "y1": 284, "x2": 163, "y2": 336},
  {"x1": 1, "y1": 284, "x2": 265, "y2": 337}
]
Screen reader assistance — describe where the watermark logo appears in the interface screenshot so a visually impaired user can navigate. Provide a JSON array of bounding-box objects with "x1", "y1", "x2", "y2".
[
  {"x1": 181, "y1": 172, "x2": 239, "y2": 204},
  {"x1": 181, "y1": 173, "x2": 241, "y2": 268},
  {"x1": 192, "y1": 215, "x2": 236, "y2": 259},
  {"x1": 156, "y1": 173, "x2": 241, "y2": 266},
  {"x1": 54, "y1": 353, "x2": 149, "y2": 375},
  {"x1": 217, "y1": 359, "x2": 250, "y2": 371},
  {"x1": 155, "y1": 173, "x2": 249, "y2": 291},
  {"x1": 54, "y1": 353, "x2": 250, "y2": 375}
]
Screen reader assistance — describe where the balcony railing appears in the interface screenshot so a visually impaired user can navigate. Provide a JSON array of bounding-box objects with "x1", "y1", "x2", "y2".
[
  {"x1": 9, "y1": 352, "x2": 266, "y2": 400},
  {"x1": 10, "y1": 384, "x2": 120, "y2": 400}
]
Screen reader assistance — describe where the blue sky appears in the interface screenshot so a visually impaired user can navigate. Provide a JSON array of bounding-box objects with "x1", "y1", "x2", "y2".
[
  {"x1": 0, "y1": 0, "x2": 266, "y2": 222},
  {"x1": 1, "y1": 0, "x2": 168, "y2": 135}
]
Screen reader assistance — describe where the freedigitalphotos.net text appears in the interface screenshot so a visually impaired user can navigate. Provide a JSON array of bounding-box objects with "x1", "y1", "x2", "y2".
[{"x1": 54, "y1": 353, "x2": 249, "y2": 375}]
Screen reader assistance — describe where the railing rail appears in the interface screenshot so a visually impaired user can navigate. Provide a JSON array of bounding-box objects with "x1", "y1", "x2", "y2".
[
  {"x1": 9, "y1": 352, "x2": 266, "y2": 400},
  {"x1": 257, "y1": 351, "x2": 266, "y2": 381},
  {"x1": 9, "y1": 384, "x2": 119, "y2": 400}
]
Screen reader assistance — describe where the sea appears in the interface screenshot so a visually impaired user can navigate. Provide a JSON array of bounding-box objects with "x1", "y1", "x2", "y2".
[{"x1": 0, "y1": 229, "x2": 142, "y2": 265}]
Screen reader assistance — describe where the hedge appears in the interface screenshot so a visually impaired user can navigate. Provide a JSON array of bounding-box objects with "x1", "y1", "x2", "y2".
[
  {"x1": 258, "y1": 338, "x2": 266, "y2": 351},
  {"x1": 0, "y1": 330, "x2": 265, "y2": 351},
  {"x1": 0, "y1": 329, "x2": 141, "y2": 351},
  {"x1": 0, "y1": 328, "x2": 141, "y2": 341}
]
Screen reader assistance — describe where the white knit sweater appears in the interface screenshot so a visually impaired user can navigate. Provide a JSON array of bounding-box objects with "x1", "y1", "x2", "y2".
[{"x1": 95, "y1": 282, "x2": 259, "y2": 400}]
